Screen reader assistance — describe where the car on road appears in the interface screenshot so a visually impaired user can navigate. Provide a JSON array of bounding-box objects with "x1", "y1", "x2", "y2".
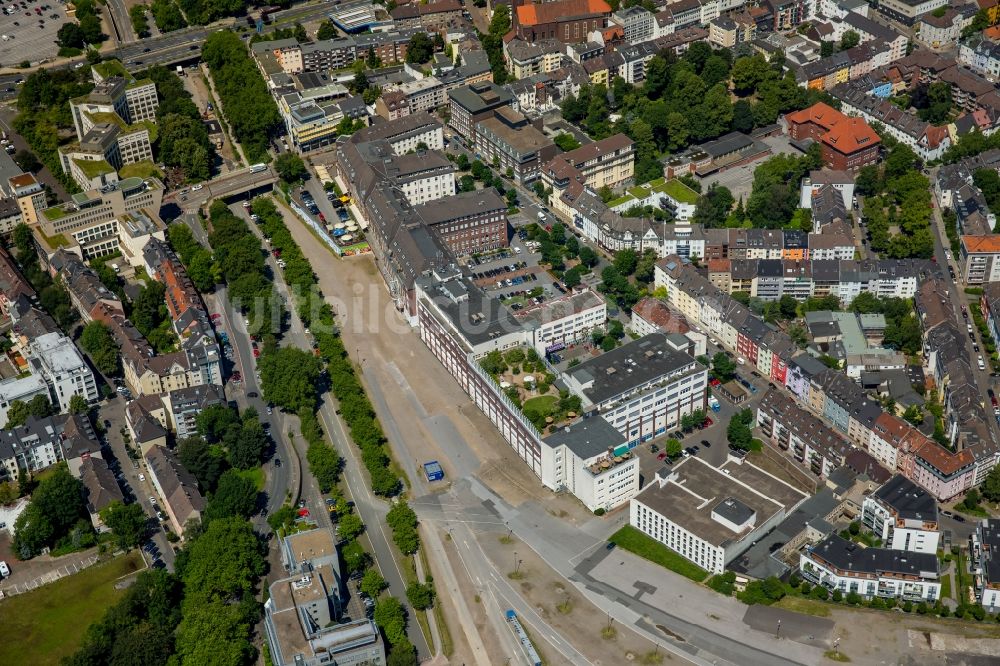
[
  {"x1": 701, "y1": 440, "x2": 711, "y2": 447},
  {"x1": 274, "y1": 457, "x2": 281, "y2": 467},
  {"x1": 247, "y1": 392, "x2": 259, "y2": 398},
  {"x1": 138, "y1": 473, "x2": 145, "y2": 481},
  {"x1": 656, "y1": 452, "x2": 667, "y2": 460},
  {"x1": 953, "y1": 514, "x2": 966, "y2": 523},
  {"x1": 0, "y1": 561, "x2": 10, "y2": 578},
  {"x1": 191, "y1": 184, "x2": 203, "y2": 191}
]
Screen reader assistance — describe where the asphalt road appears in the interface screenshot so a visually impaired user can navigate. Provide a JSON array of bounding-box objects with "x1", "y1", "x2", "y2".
[
  {"x1": 0, "y1": 2, "x2": 340, "y2": 98},
  {"x1": 106, "y1": 0, "x2": 136, "y2": 45},
  {"x1": 99, "y1": 396, "x2": 177, "y2": 571}
]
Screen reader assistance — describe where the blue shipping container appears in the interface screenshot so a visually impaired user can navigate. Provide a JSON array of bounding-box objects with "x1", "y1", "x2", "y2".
[{"x1": 423, "y1": 461, "x2": 444, "y2": 482}]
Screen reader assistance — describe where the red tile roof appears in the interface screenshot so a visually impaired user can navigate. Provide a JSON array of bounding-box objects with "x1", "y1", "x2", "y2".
[
  {"x1": 516, "y1": 0, "x2": 611, "y2": 26},
  {"x1": 821, "y1": 116, "x2": 880, "y2": 155},
  {"x1": 785, "y1": 102, "x2": 844, "y2": 132}
]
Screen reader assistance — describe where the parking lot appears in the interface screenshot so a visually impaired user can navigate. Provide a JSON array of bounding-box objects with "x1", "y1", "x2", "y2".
[{"x1": 0, "y1": 1, "x2": 64, "y2": 67}]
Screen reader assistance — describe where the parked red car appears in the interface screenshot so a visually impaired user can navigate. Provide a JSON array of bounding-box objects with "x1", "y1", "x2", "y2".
[
  {"x1": 657, "y1": 452, "x2": 668, "y2": 460},
  {"x1": 709, "y1": 378, "x2": 721, "y2": 387},
  {"x1": 702, "y1": 417, "x2": 714, "y2": 428}
]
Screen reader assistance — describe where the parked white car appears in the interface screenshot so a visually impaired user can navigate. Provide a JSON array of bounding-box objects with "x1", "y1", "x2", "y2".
[{"x1": 0, "y1": 561, "x2": 10, "y2": 578}]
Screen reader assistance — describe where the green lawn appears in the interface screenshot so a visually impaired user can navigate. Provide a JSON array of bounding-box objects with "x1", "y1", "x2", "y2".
[
  {"x1": 522, "y1": 395, "x2": 558, "y2": 414},
  {"x1": 0, "y1": 550, "x2": 144, "y2": 666},
  {"x1": 239, "y1": 467, "x2": 266, "y2": 491},
  {"x1": 609, "y1": 526, "x2": 708, "y2": 582},
  {"x1": 119, "y1": 160, "x2": 163, "y2": 180},
  {"x1": 940, "y1": 573, "x2": 952, "y2": 600}
]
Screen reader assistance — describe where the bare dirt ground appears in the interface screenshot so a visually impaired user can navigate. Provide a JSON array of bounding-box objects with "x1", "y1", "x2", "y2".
[{"x1": 479, "y1": 531, "x2": 693, "y2": 666}]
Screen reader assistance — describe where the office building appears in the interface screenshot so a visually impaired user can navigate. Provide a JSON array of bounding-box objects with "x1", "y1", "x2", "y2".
[{"x1": 631, "y1": 455, "x2": 808, "y2": 574}]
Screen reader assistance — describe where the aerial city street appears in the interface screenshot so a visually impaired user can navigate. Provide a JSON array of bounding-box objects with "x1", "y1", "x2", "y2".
[{"x1": 4, "y1": 0, "x2": 1000, "y2": 665}]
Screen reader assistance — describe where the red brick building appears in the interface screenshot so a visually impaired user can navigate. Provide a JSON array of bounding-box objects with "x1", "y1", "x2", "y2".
[
  {"x1": 785, "y1": 103, "x2": 881, "y2": 171},
  {"x1": 513, "y1": 0, "x2": 613, "y2": 44}
]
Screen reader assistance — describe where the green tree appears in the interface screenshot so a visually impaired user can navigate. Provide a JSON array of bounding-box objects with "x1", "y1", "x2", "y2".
[
  {"x1": 204, "y1": 470, "x2": 257, "y2": 522},
  {"x1": 730, "y1": 54, "x2": 771, "y2": 96},
  {"x1": 178, "y1": 436, "x2": 226, "y2": 494},
  {"x1": 317, "y1": 20, "x2": 337, "y2": 40},
  {"x1": 712, "y1": 352, "x2": 736, "y2": 381},
  {"x1": 361, "y1": 567, "x2": 388, "y2": 599},
  {"x1": 259, "y1": 347, "x2": 322, "y2": 412},
  {"x1": 374, "y1": 596, "x2": 408, "y2": 645},
  {"x1": 5, "y1": 400, "x2": 29, "y2": 428},
  {"x1": 406, "y1": 581, "x2": 435, "y2": 610},
  {"x1": 100, "y1": 501, "x2": 147, "y2": 550},
  {"x1": 69, "y1": 393, "x2": 90, "y2": 415},
  {"x1": 275, "y1": 152, "x2": 308, "y2": 184},
  {"x1": 666, "y1": 438, "x2": 682, "y2": 459},
  {"x1": 13, "y1": 465, "x2": 90, "y2": 558},
  {"x1": 80, "y1": 321, "x2": 121, "y2": 376},
  {"x1": 57, "y1": 22, "x2": 85, "y2": 49},
  {"x1": 981, "y1": 464, "x2": 1000, "y2": 502},
  {"x1": 406, "y1": 32, "x2": 435, "y2": 64},
  {"x1": 129, "y1": 5, "x2": 150, "y2": 38},
  {"x1": 338, "y1": 512, "x2": 365, "y2": 541},
  {"x1": 839, "y1": 30, "x2": 860, "y2": 50},
  {"x1": 13, "y1": 149, "x2": 41, "y2": 173}
]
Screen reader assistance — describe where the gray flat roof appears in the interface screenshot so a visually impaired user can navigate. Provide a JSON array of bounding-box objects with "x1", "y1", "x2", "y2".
[
  {"x1": 871, "y1": 474, "x2": 937, "y2": 523},
  {"x1": 543, "y1": 415, "x2": 625, "y2": 459},
  {"x1": 633, "y1": 457, "x2": 805, "y2": 548},
  {"x1": 565, "y1": 333, "x2": 698, "y2": 405}
]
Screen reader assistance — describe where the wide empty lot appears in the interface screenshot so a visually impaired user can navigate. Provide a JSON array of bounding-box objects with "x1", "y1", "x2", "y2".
[{"x1": 0, "y1": 2, "x2": 63, "y2": 67}]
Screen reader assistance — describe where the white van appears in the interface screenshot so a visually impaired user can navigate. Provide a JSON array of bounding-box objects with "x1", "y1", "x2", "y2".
[
  {"x1": 979, "y1": 355, "x2": 986, "y2": 370},
  {"x1": 537, "y1": 211, "x2": 547, "y2": 221}
]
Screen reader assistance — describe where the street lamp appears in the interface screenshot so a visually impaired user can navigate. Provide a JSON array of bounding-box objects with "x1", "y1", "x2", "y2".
[{"x1": 775, "y1": 619, "x2": 781, "y2": 639}]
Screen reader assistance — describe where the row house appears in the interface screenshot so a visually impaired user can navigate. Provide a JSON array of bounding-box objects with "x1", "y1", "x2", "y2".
[
  {"x1": 657, "y1": 255, "x2": 987, "y2": 500},
  {"x1": 959, "y1": 35, "x2": 1000, "y2": 82},
  {"x1": 829, "y1": 82, "x2": 952, "y2": 161},
  {"x1": 757, "y1": 388, "x2": 860, "y2": 478}
]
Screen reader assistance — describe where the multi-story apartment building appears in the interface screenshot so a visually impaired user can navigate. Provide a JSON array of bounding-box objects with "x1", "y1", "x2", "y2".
[
  {"x1": 756, "y1": 388, "x2": 858, "y2": 479},
  {"x1": 800, "y1": 535, "x2": 941, "y2": 601},
  {"x1": 448, "y1": 81, "x2": 514, "y2": 144},
  {"x1": 474, "y1": 107, "x2": 558, "y2": 185},
  {"x1": 27, "y1": 331, "x2": 98, "y2": 412},
  {"x1": 543, "y1": 134, "x2": 635, "y2": 195},
  {"x1": 393, "y1": 76, "x2": 447, "y2": 115},
  {"x1": 161, "y1": 384, "x2": 226, "y2": 440},
  {"x1": 542, "y1": 417, "x2": 639, "y2": 512},
  {"x1": 562, "y1": 332, "x2": 707, "y2": 447},
  {"x1": 301, "y1": 37, "x2": 357, "y2": 71},
  {"x1": 513, "y1": 288, "x2": 607, "y2": 354},
  {"x1": 961, "y1": 235, "x2": 1000, "y2": 284},
  {"x1": 861, "y1": 474, "x2": 940, "y2": 554},
  {"x1": 959, "y1": 35, "x2": 1000, "y2": 81},
  {"x1": 145, "y1": 445, "x2": 204, "y2": 537},
  {"x1": 970, "y1": 519, "x2": 1000, "y2": 612},
  {"x1": 504, "y1": 38, "x2": 564, "y2": 79},
  {"x1": 612, "y1": 6, "x2": 655, "y2": 42},
  {"x1": 0, "y1": 414, "x2": 99, "y2": 482},
  {"x1": 9, "y1": 172, "x2": 47, "y2": 225},
  {"x1": 874, "y1": 0, "x2": 947, "y2": 25}
]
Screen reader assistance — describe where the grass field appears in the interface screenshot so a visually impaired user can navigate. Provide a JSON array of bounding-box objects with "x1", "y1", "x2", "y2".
[
  {"x1": 239, "y1": 467, "x2": 266, "y2": 491},
  {"x1": 0, "y1": 550, "x2": 144, "y2": 665},
  {"x1": 775, "y1": 595, "x2": 832, "y2": 617},
  {"x1": 940, "y1": 573, "x2": 952, "y2": 600},
  {"x1": 609, "y1": 526, "x2": 708, "y2": 582},
  {"x1": 522, "y1": 395, "x2": 558, "y2": 413}
]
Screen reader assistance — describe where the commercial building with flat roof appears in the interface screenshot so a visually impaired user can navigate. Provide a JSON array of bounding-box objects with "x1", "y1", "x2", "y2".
[
  {"x1": 266, "y1": 527, "x2": 385, "y2": 666},
  {"x1": 562, "y1": 332, "x2": 707, "y2": 446},
  {"x1": 630, "y1": 455, "x2": 808, "y2": 574},
  {"x1": 474, "y1": 107, "x2": 557, "y2": 185}
]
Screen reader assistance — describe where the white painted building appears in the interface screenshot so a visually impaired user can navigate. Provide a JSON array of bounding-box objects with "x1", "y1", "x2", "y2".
[
  {"x1": 970, "y1": 519, "x2": 1000, "y2": 612},
  {"x1": 542, "y1": 417, "x2": 640, "y2": 512},
  {"x1": 514, "y1": 289, "x2": 607, "y2": 355},
  {"x1": 561, "y1": 333, "x2": 707, "y2": 447},
  {"x1": 861, "y1": 475, "x2": 940, "y2": 554},
  {"x1": 630, "y1": 455, "x2": 806, "y2": 574},
  {"x1": 27, "y1": 332, "x2": 99, "y2": 412},
  {"x1": 800, "y1": 534, "x2": 941, "y2": 602}
]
